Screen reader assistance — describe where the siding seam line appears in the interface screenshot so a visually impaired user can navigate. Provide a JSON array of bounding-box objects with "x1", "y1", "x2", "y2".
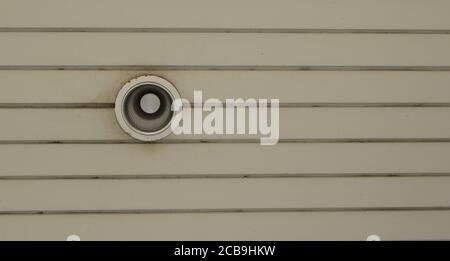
[
  {"x1": 1, "y1": 66, "x2": 450, "y2": 71},
  {"x1": 1, "y1": 28, "x2": 450, "y2": 34},
  {"x1": 1, "y1": 207, "x2": 450, "y2": 216},
  {"x1": 1, "y1": 173, "x2": 450, "y2": 180}
]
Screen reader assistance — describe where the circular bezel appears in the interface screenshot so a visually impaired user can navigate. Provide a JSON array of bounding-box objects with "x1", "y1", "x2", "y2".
[{"x1": 115, "y1": 75, "x2": 181, "y2": 141}]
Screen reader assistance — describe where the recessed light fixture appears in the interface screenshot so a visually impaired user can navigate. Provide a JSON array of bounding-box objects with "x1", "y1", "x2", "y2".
[{"x1": 115, "y1": 75, "x2": 181, "y2": 141}]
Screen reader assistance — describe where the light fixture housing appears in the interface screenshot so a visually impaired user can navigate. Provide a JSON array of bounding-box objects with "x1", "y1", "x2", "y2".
[{"x1": 115, "y1": 75, "x2": 181, "y2": 141}]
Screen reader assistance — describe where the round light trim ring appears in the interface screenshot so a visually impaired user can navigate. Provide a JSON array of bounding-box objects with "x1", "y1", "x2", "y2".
[{"x1": 115, "y1": 75, "x2": 181, "y2": 141}]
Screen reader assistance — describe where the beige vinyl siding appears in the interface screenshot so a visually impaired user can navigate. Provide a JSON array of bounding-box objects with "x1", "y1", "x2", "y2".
[
  {"x1": 1, "y1": 0, "x2": 450, "y2": 30},
  {"x1": 2, "y1": 33, "x2": 450, "y2": 67},
  {"x1": 2, "y1": 108, "x2": 450, "y2": 141},
  {"x1": 1, "y1": 71, "x2": 450, "y2": 104},
  {"x1": 0, "y1": 0, "x2": 449, "y2": 241},
  {"x1": 1, "y1": 211, "x2": 450, "y2": 241},
  {"x1": 1, "y1": 177, "x2": 450, "y2": 211},
  {"x1": 2, "y1": 143, "x2": 450, "y2": 177}
]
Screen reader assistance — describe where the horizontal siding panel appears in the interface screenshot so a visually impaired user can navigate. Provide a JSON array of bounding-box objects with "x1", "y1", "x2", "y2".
[
  {"x1": 1, "y1": 177, "x2": 449, "y2": 211},
  {"x1": 2, "y1": 108, "x2": 450, "y2": 141},
  {"x1": 1, "y1": 0, "x2": 450, "y2": 30},
  {"x1": 1, "y1": 143, "x2": 450, "y2": 177},
  {"x1": 0, "y1": 211, "x2": 449, "y2": 240},
  {"x1": 2, "y1": 71, "x2": 450, "y2": 104},
  {"x1": 1, "y1": 33, "x2": 450, "y2": 66}
]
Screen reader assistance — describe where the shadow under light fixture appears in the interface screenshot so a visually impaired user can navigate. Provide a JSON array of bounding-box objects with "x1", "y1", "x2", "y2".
[{"x1": 115, "y1": 75, "x2": 181, "y2": 141}]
